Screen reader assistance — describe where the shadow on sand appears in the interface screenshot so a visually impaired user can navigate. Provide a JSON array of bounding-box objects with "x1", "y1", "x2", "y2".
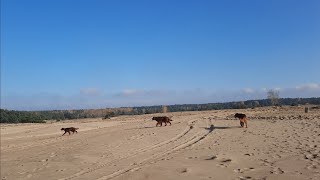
[
  {"x1": 203, "y1": 125, "x2": 240, "y2": 131},
  {"x1": 126, "y1": 126, "x2": 163, "y2": 130},
  {"x1": 214, "y1": 126, "x2": 240, "y2": 129}
]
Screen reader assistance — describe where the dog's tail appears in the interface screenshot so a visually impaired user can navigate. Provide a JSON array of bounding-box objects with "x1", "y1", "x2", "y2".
[{"x1": 75, "y1": 128, "x2": 79, "y2": 130}]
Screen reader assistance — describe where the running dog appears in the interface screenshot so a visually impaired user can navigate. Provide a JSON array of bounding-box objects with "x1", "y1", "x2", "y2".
[
  {"x1": 234, "y1": 113, "x2": 248, "y2": 128},
  {"x1": 152, "y1": 116, "x2": 173, "y2": 127},
  {"x1": 61, "y1": 127, "x2": 79, "y2": 136}
]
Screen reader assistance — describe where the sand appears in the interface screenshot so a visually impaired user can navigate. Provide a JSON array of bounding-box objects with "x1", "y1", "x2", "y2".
[{"x1": 1, "y1": 106, "x2": 320, "y2": 180}]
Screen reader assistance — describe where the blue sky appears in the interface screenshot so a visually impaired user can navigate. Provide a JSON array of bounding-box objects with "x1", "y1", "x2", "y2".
[{"x1": 1, "y1": 0, "x2": 320, "y2": 110}]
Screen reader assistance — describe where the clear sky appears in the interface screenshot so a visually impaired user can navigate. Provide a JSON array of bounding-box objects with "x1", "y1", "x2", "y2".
[{"x1": 1, "y1": 0, "x2": 320, "y2": 110}]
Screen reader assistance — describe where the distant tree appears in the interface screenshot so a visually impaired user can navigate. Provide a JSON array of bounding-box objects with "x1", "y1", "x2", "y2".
[
  {"x1": 239, "y1": 101, "x2": 246, "y2": 109},
  {"x1": 103, "y1": 111, "x2": 116, "y2": 119},
  {"x1": 253, "y1": 101, "x2": 260, "y2": 107},
  {"x1": 162, "y1": 106, "x2": 168, "y2": 113},
  {"x1": 267, "y1": 89, "x2": 280, "y2": 106}
]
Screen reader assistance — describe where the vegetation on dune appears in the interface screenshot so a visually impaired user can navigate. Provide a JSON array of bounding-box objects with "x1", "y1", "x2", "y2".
[
  {"x1": 267, "y1": 89, "x2": 280, "y2": 106},
  {"x1": 0, "y1": 109, "x2": 46, "y2": 123},
  {"x1": 1, "y1": 97, "x2": 320, "y2": 124}
]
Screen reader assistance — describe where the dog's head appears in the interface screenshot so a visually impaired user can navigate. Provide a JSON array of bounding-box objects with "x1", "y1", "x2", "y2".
[
  {"x1": 234, "y1": 113, "x2": 239, "y2": 118},
  {"x1": 61, "y1": 128, "x2": 65, "y2": 131},
  {"x1": 234, "y1": 113, "x2": 246, "y2": 119},
  {"x1": 152, "y1": 117, "x2": 156, "y2": 120}
]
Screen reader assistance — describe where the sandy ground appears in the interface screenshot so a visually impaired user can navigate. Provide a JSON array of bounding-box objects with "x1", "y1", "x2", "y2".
[{"x1": 1, "y1": 106, "x2": 320, "y2": 180}]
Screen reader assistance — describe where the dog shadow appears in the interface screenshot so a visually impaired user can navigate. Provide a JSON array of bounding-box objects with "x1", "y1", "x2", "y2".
[
  {"x1": 203, "y1": 126, "x2": 239, "y2": 131},
  {"x1": 126, "y1": 126, "x2": 159, "y2": 130}
]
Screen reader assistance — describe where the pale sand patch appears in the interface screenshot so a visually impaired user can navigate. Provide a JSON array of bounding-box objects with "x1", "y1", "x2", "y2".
[{"x1": 1, "y1": 107, "x2": 320, "y2": 180}]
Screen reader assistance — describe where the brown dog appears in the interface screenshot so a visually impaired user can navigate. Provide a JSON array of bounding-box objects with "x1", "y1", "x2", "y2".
[
  {"x1": 152, "y1": 116, "x2": 173, "y2": 127},
  {"x1": 234, "y1": 113, "x2": 248, "y2": 128},
  {"x1": 61, "y1": 127, "x2": 79, "y2": 136}
]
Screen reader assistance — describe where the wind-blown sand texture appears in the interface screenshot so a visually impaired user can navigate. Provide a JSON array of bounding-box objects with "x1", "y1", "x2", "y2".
[{"x1": 1, "y1": 106, "x2": 320, "y2": 180}]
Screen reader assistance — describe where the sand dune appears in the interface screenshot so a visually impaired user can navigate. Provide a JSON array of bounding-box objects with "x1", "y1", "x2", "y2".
[{"x1": 1, "y1": 106, "x2": 320, "y2": 180}]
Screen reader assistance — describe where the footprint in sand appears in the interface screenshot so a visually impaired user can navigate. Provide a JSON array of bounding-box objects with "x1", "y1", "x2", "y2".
[
  {"x1": 177, "y1": 168, "x2": 188, "y2": 173},
  {"x1": 217, "y1": 158, "x2": 232, "y2": 168},
  {"x1": 234, "y1": 167, "x2": 255, "y2": 173},
  {"x1": 221, "y1": 158, "x2": 232, "y2": 163},
  {"x1": 237, "y1": 176, "x2": 253, "y2": 180},
  {"x1": 307, "y1": 164, "x2": 317, "y2": 170},
  {"x1": 161, "y1": 157, "x2": 173, "y2": 161},
  {"x1": 205, "y1": 155, "x2": 217, "y2": 160},
  {"x1": 244, "y1": 153, "x2": 254, "y2": 157},
  {"x1": 305, "y1": 153, "x2": 318, "y2": 160},
  {"x1": 270, "y1": 167, "x2": 284, "y2": 174},
  {"x1": 186, "y1": 156, "x2": 199, "y2": 159}
]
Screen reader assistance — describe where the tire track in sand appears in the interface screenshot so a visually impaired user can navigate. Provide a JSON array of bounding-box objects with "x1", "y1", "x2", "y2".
[
  {"x1": 59, "y1": 120, "x2": 213, "y2": 180},
  {"x1": 59, "y1": 119, "x2": 200, "y2": 180},
  {"x1": 97, "y1": 120, "x2": 214, "y2": 180}
]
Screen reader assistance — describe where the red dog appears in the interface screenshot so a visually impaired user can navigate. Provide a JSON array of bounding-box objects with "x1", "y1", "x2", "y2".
[
  {"x1": 61, "y1": 127, "x2": 79, "y2": 136},
  {"x1": 234, "y1": 113, "x2": 248, "y2": 128},
  {"x1": 152, "y1": 116, "x2": 173, "y2": 127}
]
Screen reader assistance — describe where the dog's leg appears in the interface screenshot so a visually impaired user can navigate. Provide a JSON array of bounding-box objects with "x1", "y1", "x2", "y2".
[
  {"x1": 62, "y1": 131, "x2": 67, "y2": 136},
  {"x1": 169, "y1": 121, "x2": 172, "y2": 126},
  {"x1": 244, "y1": 118, "x2": 248, "y2": 128},
  {"x1": 164, "y1": 121, "x2": 167, "y2": 126},
  {"x1": 240, "y1": 120, "x2": 244, "y2": 127},
  {"x1": 68, "y1": 131, "x2": 71, "y2": 135}
]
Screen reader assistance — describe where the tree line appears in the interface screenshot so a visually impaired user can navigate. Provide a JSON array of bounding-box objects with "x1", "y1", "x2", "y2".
[{"x1": 1, "y1": 97, "x2": 320, "y2": 123}]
